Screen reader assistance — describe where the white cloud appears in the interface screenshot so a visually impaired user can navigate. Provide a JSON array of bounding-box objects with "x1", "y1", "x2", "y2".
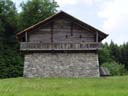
[
  {"x1": 55, "y1": 0, "x2": 77, "y2": 6},
  {"x1": 98, "y1": 0, "x2": 128, "y2": 44},
  {"x1": 98, "y1": 0, "x2": 128, "y2": 18},
  {"x1": 55, "y1": 0, "x2": 99, "y2": 6},
  {"x1": 83, "y1": 0, "x2": 93, "y2": 5},
  {"x1": 82, "y1": 0, "x2": 106, "y2": 5}
]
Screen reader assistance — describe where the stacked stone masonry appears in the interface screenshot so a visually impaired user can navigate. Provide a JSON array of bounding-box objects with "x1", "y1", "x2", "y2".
[{"x1": 24, "y1": 53, "x2": 100, "y2": 78}]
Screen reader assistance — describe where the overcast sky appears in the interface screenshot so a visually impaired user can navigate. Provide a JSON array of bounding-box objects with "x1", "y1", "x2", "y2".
[{"x1": 12, "y1": 0, "x2": 128, "y2": 44}]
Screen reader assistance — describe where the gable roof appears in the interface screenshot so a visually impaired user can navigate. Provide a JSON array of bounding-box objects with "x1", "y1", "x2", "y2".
[{"x1": 16, "y1": 11, "x2": 108, "y2": 41}]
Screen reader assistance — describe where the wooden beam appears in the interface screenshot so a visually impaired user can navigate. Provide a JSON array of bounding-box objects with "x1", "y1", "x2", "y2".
[
  {"x1": 20, "y1": 42, "x2": 102, "y2": 51},
  {"x1": 25, "y1": 32, "x2": 28, "y2": 42},
  {"x1": 70, "y1": 22, "x2": 73, "y2": 36},
  {"x1": 96, "y1": 31, "x2": 99, "y2": 42},
  {"x1": 51, "y1": 22, "x2": 54, "y2": 43}
]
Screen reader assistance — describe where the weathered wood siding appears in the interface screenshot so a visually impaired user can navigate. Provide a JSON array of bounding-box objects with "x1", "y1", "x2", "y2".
[
  {"x1": 28, "y1": 18, "x2": 95, "y2": 43},
  {"x1": 28, "y1": 24, "x2": 51, "y2": 42}
]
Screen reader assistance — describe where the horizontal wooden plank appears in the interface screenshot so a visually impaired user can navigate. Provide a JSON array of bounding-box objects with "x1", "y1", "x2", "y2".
[
  {"x1": 27, "y1": 18, "x2": 97, "y2": 43},
  {"x1": 20, "y1": 42, "x2": 102, "y2": 51}
]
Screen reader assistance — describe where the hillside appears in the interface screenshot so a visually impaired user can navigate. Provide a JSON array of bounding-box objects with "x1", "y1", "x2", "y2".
[{"x1": 0, "y1": 76, "x2": 128, "y2": 96}]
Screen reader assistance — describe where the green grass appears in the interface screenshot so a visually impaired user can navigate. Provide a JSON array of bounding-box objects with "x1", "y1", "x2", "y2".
[{"x1": 0, "y1": 76, "x2": 128, "y2": 96}]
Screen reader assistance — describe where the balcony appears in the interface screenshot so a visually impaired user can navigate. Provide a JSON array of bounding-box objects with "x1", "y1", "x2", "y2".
[{"x1": 20, "y1": 42, "x2": 102, "y2": 51}]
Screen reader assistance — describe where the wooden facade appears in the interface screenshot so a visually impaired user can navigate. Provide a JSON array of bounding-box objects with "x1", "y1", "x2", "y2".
[
  {"x1": 17, "y1": 11, "x2": 108, "y2": 51},
  {"x1": 17, "y1": 11, "x2": 109, "y2": 78}
]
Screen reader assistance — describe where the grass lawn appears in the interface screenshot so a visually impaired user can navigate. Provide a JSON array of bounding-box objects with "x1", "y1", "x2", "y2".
[{"x1": 0, "y1": 76, "x2": 128, "y2": 96}]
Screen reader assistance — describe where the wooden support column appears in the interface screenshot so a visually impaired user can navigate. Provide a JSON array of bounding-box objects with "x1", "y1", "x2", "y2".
[
  {"x1": 70, "y1": 22, "x2": 73, "y2": 36},
  {"x1": 51, "y1": 22, "x2": 54, "y2": 43},
  {"x1": 96, "y1": 31, "x2": 99, "y2": 42},
  {"x1": 25, "y1": 32, "x2": 28, "y2": 42},
  {"x1": 51, "y1": 22, "x2": 54, "y2": 50}
]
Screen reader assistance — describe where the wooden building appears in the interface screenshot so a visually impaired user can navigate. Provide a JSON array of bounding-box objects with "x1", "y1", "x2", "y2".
[{"x1": 17, "y1": 11, "x2": 108, "y2": 78}]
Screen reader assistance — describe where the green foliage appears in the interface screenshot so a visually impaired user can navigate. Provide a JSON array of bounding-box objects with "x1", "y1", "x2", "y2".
[
  {"x1": 119, "y1": 43, "x2": 128, "y2": 69},
  {"x1": 0, "y1": 0, "x2": 23, "y2": 78},
  {"x1": 99, "y1": 43, "x2": 113, "y2": 64},
  {"x1": 0, "y1": 51, "x2": 24, "y2": 78},
  {"x1": 99, "y1": 42, "x2": 128, "y2": 71},
  {"x1": 102, "y1": 62, "x2": 127, "y2": 76},
  {"x1": 19, "y1": 0, "x2": 59, "y2": 30},
  {"x1": 109, "y1": 41, "x2": 120, "y2": 62}
]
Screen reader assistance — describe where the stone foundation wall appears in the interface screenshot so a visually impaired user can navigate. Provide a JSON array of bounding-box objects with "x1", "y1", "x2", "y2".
[{"x1": 24, "y1": 52, "x2": 100, "y2": 78}]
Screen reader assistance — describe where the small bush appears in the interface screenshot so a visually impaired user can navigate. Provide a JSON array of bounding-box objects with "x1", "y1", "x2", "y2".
[{"x1": 102, "y1": 61, "x2": 127, "y2": 76}]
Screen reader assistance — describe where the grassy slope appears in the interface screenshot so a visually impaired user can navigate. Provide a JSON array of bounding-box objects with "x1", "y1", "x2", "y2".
[{"x1": 0, "y1": 76, "x2": 128, "y2": 96}]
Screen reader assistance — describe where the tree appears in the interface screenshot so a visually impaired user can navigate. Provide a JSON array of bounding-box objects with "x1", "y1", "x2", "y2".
[
  {"x1": 99, "y1": 42, "x2": 113, "y2": 64},
  {"x1": 109, "y1": 41, "x2": 120, "y2": 62},
  {"x1": 0, "y1": 0, "x2": 23, "y2": 78},
  {"x1": 19, "y1": 0, "x2": 58, "y2": 30},
  {"x1": 99, "y1": 42, "x2": 128, "y2": 74},
  {"x1": 119, "y1": 43, "x2": 128, "y2": 69},
  {"x1": 0, "y1": 0, "x2": 18, "y2": 56}
]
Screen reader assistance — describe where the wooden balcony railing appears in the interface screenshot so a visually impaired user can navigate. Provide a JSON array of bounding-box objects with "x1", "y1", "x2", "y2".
[{"x1": 20, "y1": 42, "x2": 102, "y2": 51}]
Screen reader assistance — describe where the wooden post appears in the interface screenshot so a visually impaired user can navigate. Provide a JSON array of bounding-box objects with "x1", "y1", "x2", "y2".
[
  {"x1": 70, "y1": 23, "x2": 73, "y2": 36},
  {"x1": 25, "y1": 32, "x2": 28, "y2": 42},
  {"x1": 51, "y1": 22, "x2": 54, "y2": 50},
  {"x1": 51, "y1": 22, "x2": 54, "y2": 43},
  {"x1": 96, "y1": 31, "x2": 99, "y2": 42}
]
